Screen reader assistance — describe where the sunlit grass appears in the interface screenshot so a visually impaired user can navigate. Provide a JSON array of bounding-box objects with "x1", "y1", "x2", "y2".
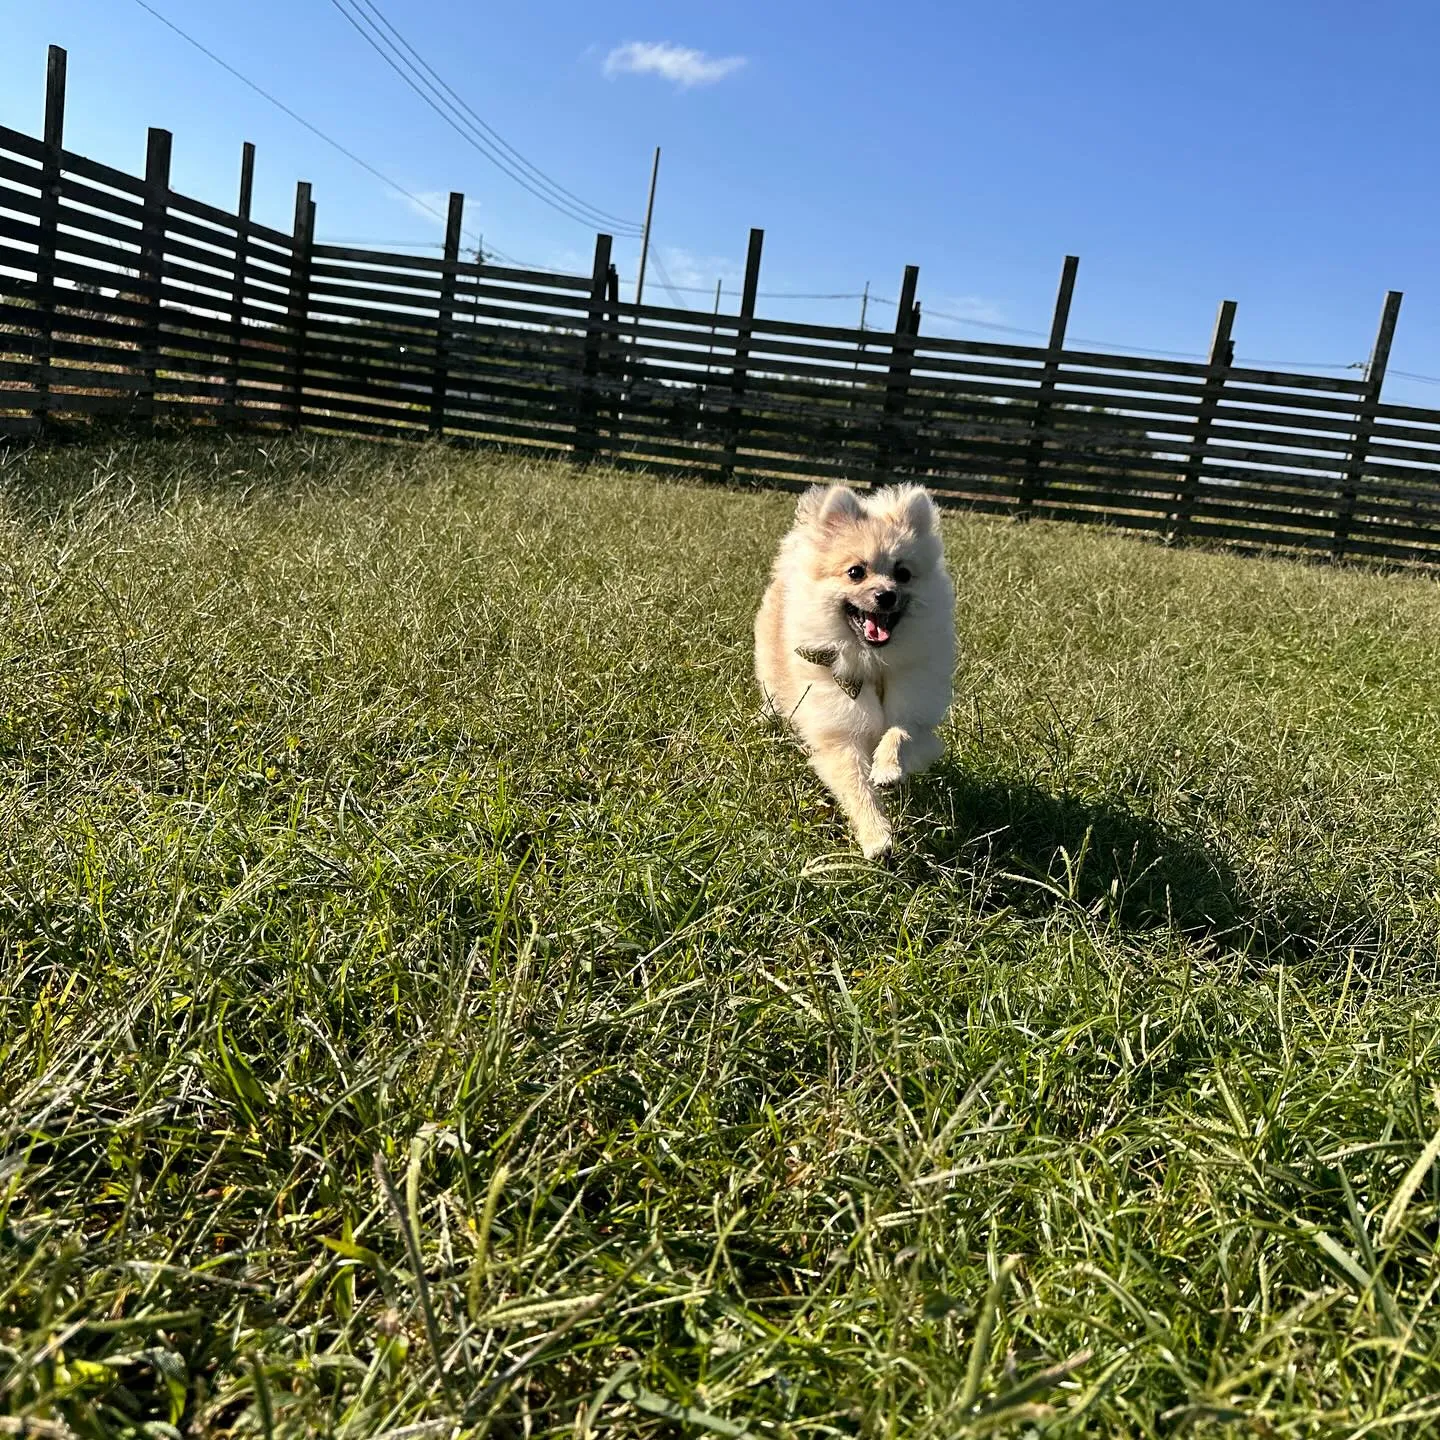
[{"x1": 4, "y1": 434, "x2": 1440, "y2": 1437}]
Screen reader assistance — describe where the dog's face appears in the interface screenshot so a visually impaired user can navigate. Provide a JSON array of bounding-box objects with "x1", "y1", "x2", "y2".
[{"x1": 792, "y1": 483, "x2": 945, "y2": 650}]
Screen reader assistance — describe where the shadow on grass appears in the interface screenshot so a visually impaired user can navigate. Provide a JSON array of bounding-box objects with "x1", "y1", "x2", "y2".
[
  {"x1": 0, "y1": 426, "x2": 447, "y2": 519},
  {"x1": 907, "y1": 761, "x2": 1386, "y2": 964}
]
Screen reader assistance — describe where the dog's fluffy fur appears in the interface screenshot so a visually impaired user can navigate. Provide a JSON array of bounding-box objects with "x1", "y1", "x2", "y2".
[{"x1": 754, "y1": 482, "x2": 956, "y2": 858}]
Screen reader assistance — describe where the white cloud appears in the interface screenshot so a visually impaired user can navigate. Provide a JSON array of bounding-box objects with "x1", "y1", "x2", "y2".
[{"x1": 603, "y1": 41, "x2": 746, "y2": 89}]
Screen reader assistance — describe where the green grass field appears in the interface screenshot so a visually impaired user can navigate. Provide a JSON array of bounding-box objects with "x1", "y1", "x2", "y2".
[{"x1": 6, "y1": 435, "x2": 1440, "y2": 1438}]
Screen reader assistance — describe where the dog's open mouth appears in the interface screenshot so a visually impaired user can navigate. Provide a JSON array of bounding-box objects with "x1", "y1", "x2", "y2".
[{"x1": 845, "y1": 601, "x2": 905, "y2": 646}]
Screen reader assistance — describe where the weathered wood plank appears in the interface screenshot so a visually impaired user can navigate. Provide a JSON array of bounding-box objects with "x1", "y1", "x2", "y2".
[
  {"x1": 574, "y1": 233, "x2": 614, "y2": 463},
  {"x1": 1018, "y1": 255, "x2": 1078, "y2": 517},
  {"x1": 30, "y1": 45, "x2": 66, "y2": 427},
  {"x1": 429, "y1": 192, "x2": 464, "y2": 437},
  {"x1": 309, "y1": 241, "x2": 588, "y2": 291},
  {"x1": 1169, "y1": 299, "x2": 1235, "y2": 537},
  {"x1": 224, "y1": 142, "x2": 255, "y2": 423},
  {"x1": 0, "y1": 152, "x2": 46, "y2": 197},
  {"x1": 1333, "y1": 291, "x2": 1402, "y2": 559},
  {"x1": 286, "y1": 181, "x2": 313, "y2": 428},
  {"x1": 718, "y1": 229, "x2": 764, "y2": 484},
  {"x1": 164, "y1": 185, "x2": 291, "y2": 249},
  {"x1": 0, "y1": 123, "x2": 45, "y2": 162},
  {"x1": 137, "y1": 127, "x2": 171, "y2": 425},
  {"x1": 877, "y1": 264, "x2": 920, "y2": 479},
  {"x1": 308, "y1": 263, "x2": 595, "y2": 313}
]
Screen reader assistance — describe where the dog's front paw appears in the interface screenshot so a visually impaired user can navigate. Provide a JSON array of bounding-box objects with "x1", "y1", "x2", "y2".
[
  {"x1": 864, "y1": 760, "x2": 898, "y2": 794},
  {"x1": 869, "y1": 759, "x2": 904, "y2": 790},
  {"x1": 859, "y1": 828, "x2": 894, "y2": 861}
]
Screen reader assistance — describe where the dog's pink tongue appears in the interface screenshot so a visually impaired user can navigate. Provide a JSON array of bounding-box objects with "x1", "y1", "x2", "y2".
[{"x1": 864, "y1": 617, "x2": 890, "y2": 643}]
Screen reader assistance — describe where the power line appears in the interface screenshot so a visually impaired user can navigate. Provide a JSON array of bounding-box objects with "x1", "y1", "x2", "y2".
[
  {"x1": 129, "y1": 0, "x2": 485, "y2": 251},
  {"x1": 349, "y1": 0, "x2": 640, "y2": 236},
  {"x1": 328, "y1": 0, "x2": 643, "y2": 236},
  {"x1": 128, "y1": 2, "x2": 575, "y2": 274}
]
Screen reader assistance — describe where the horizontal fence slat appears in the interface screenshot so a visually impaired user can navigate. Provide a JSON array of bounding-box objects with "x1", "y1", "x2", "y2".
[
  {"x1": 309, "y1": 241, "x2": 588, "y2": 291},
  {"x1": 55, "y1": 171, "x2": 148, "y2": 225},
  {"x1": 0, "y1": 124, "x2": 44, "y2": 163},
  {"x1": 165, "y1": 187, "x2": 292, "y2": 250},
  {"x1": 0, "y1": 154, "x2": 42, "y2": 194},
  {"x1": 308, "y1": 262, "x2": 592, "y2": 313},
  {"x1": 55, "y1": 146, "x2": 149, "y2": 200}
]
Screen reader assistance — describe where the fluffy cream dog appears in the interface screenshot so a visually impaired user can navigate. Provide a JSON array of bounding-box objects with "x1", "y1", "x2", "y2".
[{"x1": 755, "y1": 482, "x2": 956, "y2": 858}]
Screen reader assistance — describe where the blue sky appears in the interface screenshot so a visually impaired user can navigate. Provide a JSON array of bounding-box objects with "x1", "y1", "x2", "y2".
[{"x1": 5, "y1": 0, "x2": 1440, "y2": 405}]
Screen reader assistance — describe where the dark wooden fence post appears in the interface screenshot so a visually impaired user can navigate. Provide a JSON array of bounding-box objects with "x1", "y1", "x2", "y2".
[
  {"x1": 604, "y1": 262, "x2": 620, "y2": 447},
  {"x1": 1017, "y1": 254, "x2": 1078, "y2": 519},
  {"x1": 877, "y1": 265, "x2": 920, "y2": 481},
  {"x1": 287, "y1": 181, "x2": 314, "y2": 431},
  {"x1": 430, "y1": 191, "x2": 464, "y2": 439},
  {"x1": 138, "y1": 126, "x2": 172, "y2": 427},
  {"x1": 225, "y1": 141, "x2": 254, "y2": 426},
  {"x1": 719, "y1": 227, "x2": 763, "y2": 484},
  {"x1": 31, "y1": 44, "x2": 66, "y2": 429},
  {"x1": 1168, "y1": 299, "x2": 1235, "y2": 540},
  {"x1": 1332, "y1": 291, "x2": 1402, "y2": 562},
  {"x1": 575, "y1": 232, "x2": 613, "y2": 464}
]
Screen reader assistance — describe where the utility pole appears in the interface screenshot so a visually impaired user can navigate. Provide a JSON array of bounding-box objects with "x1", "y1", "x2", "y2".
[
  {"x1": 704, "y1": 274, "x2": 724, "y2": 433},
  {"x1": 852, "y1": 280, "x2": 871, "y2": 411},
  {"x1": 625, "y1": 147, "x2": 661, "y2": 423},
  {"x1": 706, "y1": 277, "x2": 722, "y2": 377},
  {"x1": 472, "y1": 234, "x2": 484, "y2": 333},
  {"x1": 634, "y1": 146, "x2": 660, "y2": 307}
]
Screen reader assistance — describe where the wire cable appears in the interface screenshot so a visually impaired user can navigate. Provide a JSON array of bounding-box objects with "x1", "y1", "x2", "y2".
[
  {"x1": 128, "y1": 2, "x2": 580, "y2": 273},
  {"x1": 130, "y1": 0, "x2": 485, "y2": 246},
  {"x1": 348, "y1": 0, "x2": 640, "y2": 234},
  {"x1": 328, "y1": 0, "x2": 643, "y2": 236}
]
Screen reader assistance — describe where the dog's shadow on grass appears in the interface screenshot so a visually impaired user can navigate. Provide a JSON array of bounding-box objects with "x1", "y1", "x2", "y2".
[{"x1": 904, "y1": 761, "x2": 1380, "y2": 962}]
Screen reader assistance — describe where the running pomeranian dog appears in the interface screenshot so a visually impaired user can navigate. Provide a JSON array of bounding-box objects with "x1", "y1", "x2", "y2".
[{"x1": 754, "y1": 482, "x2": 956, "y2": 859}]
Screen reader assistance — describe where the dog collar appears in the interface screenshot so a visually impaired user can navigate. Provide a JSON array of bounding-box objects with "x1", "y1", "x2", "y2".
[{"x1": 795, "y1": 644, "x2": 863, "y2": 700}]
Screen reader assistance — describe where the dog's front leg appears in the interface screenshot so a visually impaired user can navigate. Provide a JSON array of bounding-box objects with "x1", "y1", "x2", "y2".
[
  {"x1": 809, "y1": 742, "x2": 893, "y2": 859},
  {"x1": 870, "y1": 724, "x2": 944, "y2": 790}
]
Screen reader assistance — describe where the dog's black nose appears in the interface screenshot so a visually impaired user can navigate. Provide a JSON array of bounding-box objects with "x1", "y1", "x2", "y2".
[{"x1": 874, "y1": 589, "x2": 898, "y2": 611}]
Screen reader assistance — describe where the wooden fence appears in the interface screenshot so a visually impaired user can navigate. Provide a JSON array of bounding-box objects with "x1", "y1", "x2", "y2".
[{"x1": 6, "y1": 45, "x2": 1440, "y2": 568}]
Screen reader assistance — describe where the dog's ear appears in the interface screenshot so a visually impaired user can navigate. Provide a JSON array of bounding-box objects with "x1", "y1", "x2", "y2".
[
  {"x1": 797, "y1": 484, "x2": 864, "y2": 529},
  {"x1": 794, "y1": 485, "x2": 829, "y2": 526},
  {"x1": 870, "y1": 483, "x2": 938, "y2": 534}
]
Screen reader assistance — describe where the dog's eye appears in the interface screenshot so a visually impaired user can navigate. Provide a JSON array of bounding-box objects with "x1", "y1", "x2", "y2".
[
  {"x1": 845, "y1": 564, "x2": 866, "y2": 581},
  {"x1": 894, "y1": 563, "x2": 912, "y2": 584}
]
